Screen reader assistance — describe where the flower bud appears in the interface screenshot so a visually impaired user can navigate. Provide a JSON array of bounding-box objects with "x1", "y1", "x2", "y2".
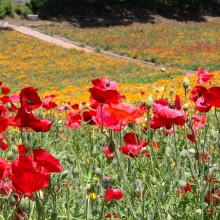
[
  {"x1": 146, "y1": 95, "x2": 153, "y2": 109},
  {"x1": 19, "y1": 197, "x2": 31, "y2": 213},
  {"x1": 95, "y1": 167, "x2": 102, "y2": 176},
  {"x1": 178, "y1": 180, "x2": 187, "y2": 188},
  {"x1": 6, "y1": 151, "x2": 15, "y2": 161},
  {"x1": 150, "y1": 176, "x2": 157, "y2": 185},
  {"x1": 183, "y1": 103, "x2": 189, "y2": 111},
  {"x1": 165, "y1": 147, "x2": 172, "y2": 157},
  {"x1": 188, "y1": 149, "x2": 195, "y2": 154},
  {"x1": 169, "y1": 87, "x2": 174, "y2": 96},
  {"x1": 183, "y1": 77, "x2": 190, "y2": 90},
  {"x1": 160, "y1": 68, "x2": 166, "y2": 72}
]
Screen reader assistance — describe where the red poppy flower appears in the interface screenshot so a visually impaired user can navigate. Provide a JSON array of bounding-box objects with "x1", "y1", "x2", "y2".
[
  {"x1": 89, "y1": 87, "x2": 122, "y2": 104},
  {"x1": 0, "y1": 158, "x2": 10, "y2": 181},
  {"x1": 12, "y1": 107, "x2": 53, "y2": 132},
  {"x1": 104, "y1": 188, "x2": 124, "y2": 201},
  {"x1": 120, "y1": 132, "x2": 150, "y2": 158},
  {"x1": 82, "y1": 110, "x2": 96, "y2": 125},
  {"x1": 1, "y1": 87, "x2": 10, "y2": 95},
  {"x1": 195, "y1": 96, "x2": 212, "y2": 112},
  {"x1": 71, "y1": 104, "x2": 79, "y2": 110},
  {"x1": 11, "y1": 155, "x2": 51, "y2": 195},
  {"x1": 106, "y1": 103, "x2": 143, "y2": 124},
  {"x1": 178, "y1": 181, "x2": 193, "y2": 196},
  {"x1": 92, "y1": 77, "x2": 118, "y2": 90},
  {"x1": 18, "y1": 145, "x2": 30, "y2": 155},
  {"x1": 190, "y1": 86, "x2": 207, "y2": 102},
  {"x1": 197, "y1": 69, "x2": 214, "y2": 84},
  {"x1": 203, "y1": 86, "x2": 220, "y2": 107},
  {"x1": 0, "y1": 135, "x2": 8, "y2": 151},
  {"x1": 0, "y1": 117, "x2": 8, "y2": 134},
  {"x1": 92, "y1": 104, "x2": 127, "y2": 131},
  {"x1": 103, "y1": 145, "x2": 115, "y2": 159},
  {"x1": 205, "y1": 187, "x2": 220, "y2": 206},
  {"x1": 64, "y1": 113, "x2": 81, "y2": 130},
  {"x1": 150, "y1": 99, "x2": 186, "y2": 129},
  {"x1": 20, "y1": 87, "x2": 42, "y2": 110},
  {"x1": 42, "y1": 94, "x2": 57, "y2": 110},
  {"x1": 33, "y1": 148, "x2": 63, "y2": 173},
  {"x1": 0, "y1": 105, "x2": 8, "y2": 117},
  {"x1": 89, "y1": 77, "x2": 122, "y2": 104},
  {"x1": 105, "y1": 213, "x2": 118, "y2": 219},
  {"x1": 187, "y1": 132, "x2": 196, "y2": 143}
]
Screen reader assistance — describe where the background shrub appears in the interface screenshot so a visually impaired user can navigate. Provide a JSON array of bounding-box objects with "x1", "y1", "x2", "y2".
[{"x1": 0, "y1": 0, "x2": 12, "y2": 18}]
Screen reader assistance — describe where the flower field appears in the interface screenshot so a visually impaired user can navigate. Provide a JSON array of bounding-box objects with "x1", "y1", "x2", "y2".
[
  {"x1": 37, "y1": 21, "x2": 220, "y2": 70},
  {"x1": 1, "y1": 27, "x2": 220, "y2": 219}
]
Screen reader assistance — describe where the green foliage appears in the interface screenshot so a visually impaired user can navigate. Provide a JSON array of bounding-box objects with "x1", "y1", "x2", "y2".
[
  {"x1": 14, "y1": 3, "x2": 32, "y2": 18},
  {"x1": 0, "y1": 0, "x2": 12, "y2": 18}
]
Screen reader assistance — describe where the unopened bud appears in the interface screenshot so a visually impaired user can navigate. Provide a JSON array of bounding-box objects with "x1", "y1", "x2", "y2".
[
  {"x1": 183, "y1": 103, "x2": 189, "y2": 111},
  {"x1": 188, "y1": 149, "x2": 195, "y2": 154},
  {"x1": 183, "y1": 77, "x2": 190, "y2": 90},
  {"x1": 146, "y1": 95, "x2": 153, "y2": 109},
  {"x1": 160, "y1": 68, "x2": 166, "y2": 72},
  {"x1": 165, "y1": 147, "x2": 172, "y2": 157},
  {"x1": 178, "y1": 180, "x2": 187, "y2": 188}
]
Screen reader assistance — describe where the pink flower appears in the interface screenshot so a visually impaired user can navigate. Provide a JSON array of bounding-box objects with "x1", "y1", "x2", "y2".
[{"x1": 197, "y1": 69, "x2": 214, "y2": 84}]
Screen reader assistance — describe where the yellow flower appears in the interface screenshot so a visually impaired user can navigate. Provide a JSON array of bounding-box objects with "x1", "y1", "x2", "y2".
[{"x1": 88, "y1": 192, "x2": 97, "y2": 201}]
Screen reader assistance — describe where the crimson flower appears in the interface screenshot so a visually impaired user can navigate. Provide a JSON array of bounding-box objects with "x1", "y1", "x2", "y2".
[
  {"x1": 205, "y1": 187, "x2": 220, "y2": 206},
  {"x1": 203, "y1": 86, "x2": 220, "y2": 107},
  {"x1": 20, "y1": 87, "x2": 42, "y2": 110},
  {"x1": 197, "y1": 69, "x2": 214, "y2": 84},
  {"x1": 89, "y1": 87, "x2": 122, "y2": 104},
  {"x1": 190, "y1": 86, "x2": 207, "y2": 102},
  {"x1": 0, "y1": 159, "x2": 10, "y2": 181},
  {"x1": 42, "y1": 94, "x2": 57, "y2": 110},
  {"x1": 92, "y1": 77, "x2": 118, "y2": 90},
  {"x1": 0, "y1": 105, "x2": 8, "y2": 117},
  {"x1": 0, "y1": 117, "x2": 8, "y2": 134},
  {"x1": 0, "y1": 135, "x2": 8, "y2": 151},
  {"x1": 18, "y1": 145, "x2": 30, "y2": 155},
  {"x1": 104, "y1": 188, "x2": 124, "y2": 201},
  {"x1": 105, "y1": 213, "x2": 118, "y2": 219},
  {"x1": 11, "y1": 155, "x2": 51, "y2": 195},
  {"x1": 33, "y1": 148, "x2": 63, "y2": 173},
  {"x1": 89, "y1": 77, "x2": 122, "y2": 104},
  {"x1": 11, "y1": 107, "x2": 53, "y2": 132},
  {"x1": 1, "y1": 87, "x2": 10, "y2": 95},
  {"x1": 103, "y1": 145, "x2": 115, "y2": 159},
  {"x1": 64, "y1": 113, "x2": 81, "y2": 130},
  {"x1": 82, "y1": 110, "x2": 96, "y2": 125},
  {"x1": 178, "y1": 181, "x2": 193, "y2": 196},
  {"x1": 120, "y1": 132, "x2": 149, "y2": 158}
]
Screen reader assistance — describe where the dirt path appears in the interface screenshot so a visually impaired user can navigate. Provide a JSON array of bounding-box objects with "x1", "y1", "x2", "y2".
[{"x1": 1, "y1": 21, "x2": 197, "y2": 76}]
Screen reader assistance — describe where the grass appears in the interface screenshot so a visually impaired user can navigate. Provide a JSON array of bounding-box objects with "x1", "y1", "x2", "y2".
[{"x1": 36, "y1": 21, "x2": 220, "y2": 71}]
